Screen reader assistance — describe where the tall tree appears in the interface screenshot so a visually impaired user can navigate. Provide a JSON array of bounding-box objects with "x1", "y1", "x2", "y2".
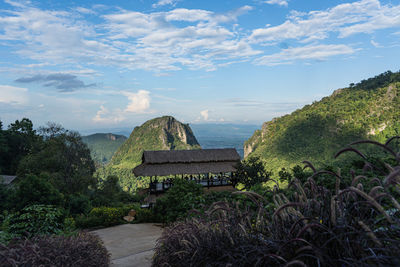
[
  {"x1": 0, "y1": 118, "x2": 39, "y2": 174},
  {"x1": 17, "y1": 123, "x2": 96, "y2": 195}
]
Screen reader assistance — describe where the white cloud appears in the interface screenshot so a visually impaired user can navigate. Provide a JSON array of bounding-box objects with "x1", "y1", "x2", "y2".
[
  {"x1": 92, "y1": 105, "x2": 125, "y2": 124},
  {"x1": 371, "y1": 40, "x2": 382, "y2": 48},
  {"x1": 200, "y1": 109, "x2": 209, "y2": 120},
  {"x1": 0, "y1": 0, "x2": 398, "y2": 73},
  {"x1": 0, "y1": 85, "x2": 28, "y2": 105},
  {"x1": 152, "y1": 0, "x2": 179, "y2": 8},
  {"x1": 250, "y1": 0, "x2": 400, "y2": 44},
  {"x1": 123, "y1": 90, "x2": 151, "y2": 113},
  {"x1": 264, "y1": 0, "x2": 288, "y2": 7},
  {"x1": 92, "y1": 90, "x2": 152, "y2": 124},
  {"x1": 254, "y1": 44, "x2": 356, "y2": 66},
  {"x1": 76, "y1": 7, "x2": 96, "y2": 15},
  {"x1": 102, "y1": 6, "x2": 259, "y2": 71},
  {"x1": 0, "y1": 1, "x2": 259, "y2": 72}
]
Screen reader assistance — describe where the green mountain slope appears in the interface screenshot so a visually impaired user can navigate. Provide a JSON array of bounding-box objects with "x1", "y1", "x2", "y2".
[
  {"x1": 245, "y1": 71, "x2": 400, "y2": 172},
  {"x1": 100, "y1": 116, "x2": 201, "y2": 191},
  {"x1": 82, "y1": 133, "x2": 127, "y2": 164}
]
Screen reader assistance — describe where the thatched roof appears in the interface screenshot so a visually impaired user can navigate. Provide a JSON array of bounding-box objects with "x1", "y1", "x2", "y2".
[
  {"x1": 0, "y1": 175, "x2": 17, "y2": 185},
  {"x1": 133, "y1": 149, "x2": 240, "y2": 176}
]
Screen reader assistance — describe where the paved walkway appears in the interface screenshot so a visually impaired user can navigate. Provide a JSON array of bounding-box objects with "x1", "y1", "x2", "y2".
[{"x1": 92, "y1": 223, "x2": 163, "y2": 267}]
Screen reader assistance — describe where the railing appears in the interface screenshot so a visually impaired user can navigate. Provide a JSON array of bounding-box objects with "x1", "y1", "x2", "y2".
[{"x1": 149, "y1": 177, "x2": 233, "y2": 194}]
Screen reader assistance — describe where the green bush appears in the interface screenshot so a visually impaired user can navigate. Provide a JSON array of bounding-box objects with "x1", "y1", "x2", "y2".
[
  {"x1": 0, "y1": 232, "x2": 109, "y2": 266},
  {"x1": 135, "y1": 208, "x2": 156, "y2": 223},
  {"x1": 89, "y1": 206, "x2": 125, "y2": 227},
  {"x1": 67, "y1": 194, "x2": 92, "y2": 215},
  {"x1": 4, "y1": 205, "x2": 64, "y2": 238},
  {"x1": 74, "y1": 214, "x2": 103, "y2": 229},
  {"x1": 154, "y1": 180, "x2": 204, "y2": 224},
  {"x1": 15, "y1": 174, "x2": 64, "y2": 210},
  {"x1": 75, "y1": 204, "x2": 142, "y2": 229}
]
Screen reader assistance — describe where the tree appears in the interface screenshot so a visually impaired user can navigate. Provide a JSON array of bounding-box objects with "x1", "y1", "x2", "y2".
[
  {"x1": 291, "y1": 165, "x2": 309, "y2": 184},
  {"x1": 235, "y1": 157, "x2": 271, "y2": 190},
  {"x1": 278, "y1": 167, "x2": 293, "y2": 183},
  {"x1": 17, "y1": 123, "x2": 96, "y2": 195},
  {"x1": 15, "y1": 174, "x2": 64, "y2": 210},
  {"x1": 0, "y1": 118, "x2": 39, "y2": 174}
]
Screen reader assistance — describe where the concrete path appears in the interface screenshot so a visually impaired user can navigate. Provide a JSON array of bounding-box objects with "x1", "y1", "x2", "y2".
[{"x1": 92, "y1": 223, "x2": 163, "y2": 267}]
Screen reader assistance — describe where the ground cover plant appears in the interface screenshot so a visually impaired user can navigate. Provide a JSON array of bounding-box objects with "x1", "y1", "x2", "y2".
[
  {"x1": 153, "y1": 137, "x2": 400, "y2": 266},
  {"x1": 0, "y1": 232, "x2": 110, "y2": 267}
]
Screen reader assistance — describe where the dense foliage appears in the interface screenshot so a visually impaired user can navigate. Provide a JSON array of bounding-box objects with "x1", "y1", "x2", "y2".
[
  {"x1": 0, "y1": 233, "x2": 109, "y2": 267},
  {"x1": 14, "y1": 174, "x2": 64, "y2": 210},
  {"x1": 17, "y1": 123, "x2": 96, "y2": 195},
  {"x1": 0, "y1": 118, "x2": 39, "y2": 175},
  {"x1": 153, "y1": 137, "x2": 400, "y2": 266},
  {"x1": 2, "y1": 205, "x2": 64, "y2": 239},
  {"x1": 235, "y1": 156, "x2": 272, "y2": 189},
  {"x1": 154, "y1": 180, "x2": 204, "y2": 223},
  {"x1": 0, "y1": 118, "x2": 140, "y2": 240},
  {"x1": 245, "y1": 70, "x2": 400, "y2": 173}
]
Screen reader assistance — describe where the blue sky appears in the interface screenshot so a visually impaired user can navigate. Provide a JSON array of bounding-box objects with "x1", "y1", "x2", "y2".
[{"x1": 0, "y1": 0, "x2": 399, "y2": 131}]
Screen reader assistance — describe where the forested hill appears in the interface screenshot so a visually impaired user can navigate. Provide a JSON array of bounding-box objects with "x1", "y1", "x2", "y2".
[
  {"x1": 82, "y1": 133, "x2": 127, "y2": 164},
  {"x1": 244, "y1": 70, "x2": 400, "y2": 172}
]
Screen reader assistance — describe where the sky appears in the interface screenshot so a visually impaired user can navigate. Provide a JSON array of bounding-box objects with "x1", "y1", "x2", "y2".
[{"x1": 0, "y1": 0, "x2": 399, "y2": 132}]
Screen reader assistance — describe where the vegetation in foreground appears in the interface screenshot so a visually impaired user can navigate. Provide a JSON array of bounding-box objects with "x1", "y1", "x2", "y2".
[
  {"x1": 0, "y1": 119, "x2": 146, "y2": 266},
  {"x1": 153, "y1": 137, "x2": 400, "y2": 266},
  {"x1": 0, "y1": 232, "x2": 109, "y2": 267}
]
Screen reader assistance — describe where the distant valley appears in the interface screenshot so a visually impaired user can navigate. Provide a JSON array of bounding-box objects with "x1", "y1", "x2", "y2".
[
  {"x1": 82, "y1": 133, "x2": 127, "y2": 164},
  {"x1": 191, "y1": 124, "x2": 260, "y2": 158}
]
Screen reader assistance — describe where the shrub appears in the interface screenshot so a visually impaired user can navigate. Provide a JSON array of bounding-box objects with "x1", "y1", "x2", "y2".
[
  {"x1": 90, "y1": 206, "x2": 125, "y2": 227},
  {"x1": 153, "y1": 137, "x2": 400, "y2": 266},
  {"x1": 135, "y1": 208, "x2": 156, "y2": 223},
  {"x1": 75, "y1": 204, "x2": 143, "y2": 229},
  {"x1": 4, "y1": 205, "x2": 64, "y2": 238},
  {"x1": 14, "y1": 174, "x2": 64, "y2": 210},
  {"x1": 75, "y1": 214, "x2": 103, "y2": 229},
  {"x1": 0, "y1": 232, "x2": 109, "y2": 266},
  {"x1": 153, "y1": 179, "x2": 204, "y2": 223},
  {"x1": 67, "y1": 193, "x2": 92, "y2": 215}
]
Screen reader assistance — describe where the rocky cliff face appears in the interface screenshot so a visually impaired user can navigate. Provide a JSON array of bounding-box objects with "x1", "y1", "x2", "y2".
[{"x1": 110, "y1": 116, "x2": 201, "y2": 169}]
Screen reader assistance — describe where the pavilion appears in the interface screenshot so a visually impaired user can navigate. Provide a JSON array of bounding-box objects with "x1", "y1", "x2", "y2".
[{"x1": 133, "y1": 148, "x2": 240, "y2": 194}]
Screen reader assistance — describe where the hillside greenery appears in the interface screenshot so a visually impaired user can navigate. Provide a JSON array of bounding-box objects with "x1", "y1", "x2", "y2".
[
  {"x1": 245, "y1": 70, "x2": 400, "y2": 174},
  {"x1": 82, "y1": 133, "x2": 127, "y2": 165},
  {"x1": 153, "y1": 137, "x2": 400, "y2": 266},
  {"x1": 101, "y1": 116, "x2": 201, "y2": 192}
]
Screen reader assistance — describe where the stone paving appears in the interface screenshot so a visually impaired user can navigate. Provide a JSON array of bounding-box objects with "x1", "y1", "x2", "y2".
[{"x1": 92, "y1": 223, "x2": 163, "y2": 267}]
